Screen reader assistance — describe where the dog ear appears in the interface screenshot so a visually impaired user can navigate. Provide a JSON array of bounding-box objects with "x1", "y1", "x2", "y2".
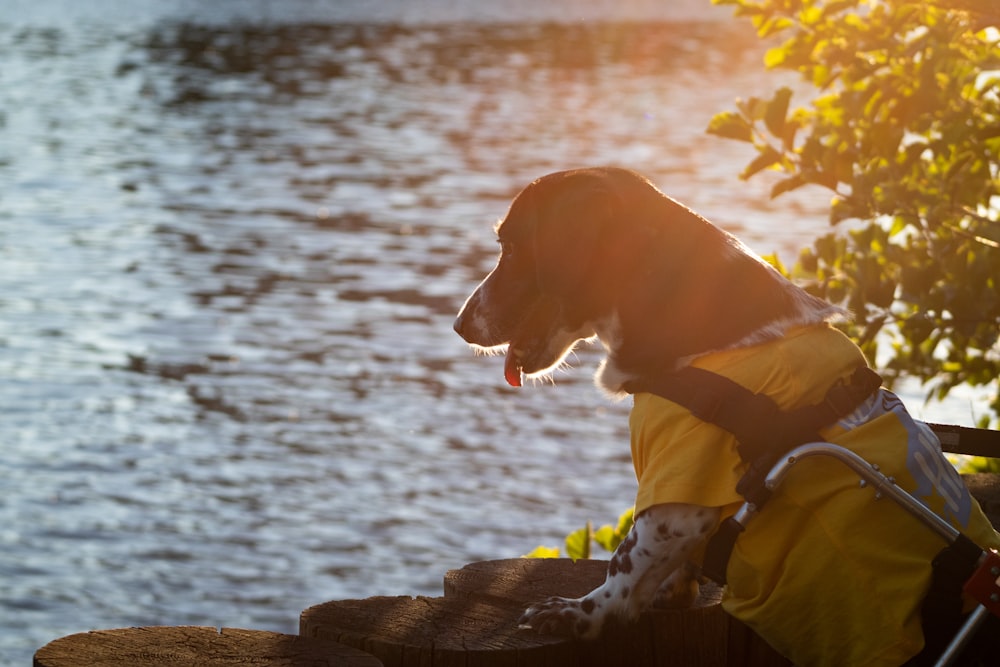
[{"x1": 532, "y1": 183, "x2": 617, "y2": 305}]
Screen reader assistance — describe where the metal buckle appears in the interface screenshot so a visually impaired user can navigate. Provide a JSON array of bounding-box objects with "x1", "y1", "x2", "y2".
[{"x1": 962, "y1": 549, "x2": 1000, "y2": 619}]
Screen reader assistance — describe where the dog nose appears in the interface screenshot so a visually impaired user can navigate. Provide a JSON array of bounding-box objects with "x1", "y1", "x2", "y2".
[{"x1": 454, "y1": 309, "x2": 478, "y2": 343}]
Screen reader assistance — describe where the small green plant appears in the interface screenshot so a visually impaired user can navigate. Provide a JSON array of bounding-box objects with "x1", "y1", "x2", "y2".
[{"x1": 524, "y1": 508, "x2": 634, "y2": 560}]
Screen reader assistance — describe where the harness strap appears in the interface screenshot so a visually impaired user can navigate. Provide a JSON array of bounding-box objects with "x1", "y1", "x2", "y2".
[
  {"x1": 701, "y1": 516, "x2": 745, "y2": 585},
  {"x1": 627, "y1": 365, "x2": 881, "y2": 461},
  {"x1": 625, "y1": 364, "x2": 883, "y2": 584},
  {"x1": 908, "y1": 534, "x2": 985, "y2": 665}
]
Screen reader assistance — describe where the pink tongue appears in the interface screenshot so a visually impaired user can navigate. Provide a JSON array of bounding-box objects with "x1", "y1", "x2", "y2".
[{"x1": 504, "y1": 348, "x2": 523, "y2": 387}]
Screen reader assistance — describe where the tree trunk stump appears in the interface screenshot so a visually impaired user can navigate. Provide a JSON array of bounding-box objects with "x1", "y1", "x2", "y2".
[
  {"x1": 443, "y1": 557, "x2": 724, "y2": 607},
  {"x1": 301, "y1": 595, "x2": 570, "y2": 667},
  {"x1": 33, "y1": 626, "x2": 382, "y2": 667},
  {"x1": 300, "y1": 559, "x2": 790, "y2": 667},
  {"x1": 442, "y1": 557, "x2": 610, "y2": 605}
]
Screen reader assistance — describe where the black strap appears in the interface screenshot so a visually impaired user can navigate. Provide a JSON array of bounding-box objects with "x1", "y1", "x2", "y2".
[
  {"x1": 627, "y1": 365, "x2": 881, "y2": 465},
  {"x1": 907, "y1": 534, "x2": 985, "y2": 665},
  {"x1": 701, "y1": 516, "x2": 745, "y2": 585},
  {"x1": 626, "y1": 364, "x2": 883, "y2": 583}
]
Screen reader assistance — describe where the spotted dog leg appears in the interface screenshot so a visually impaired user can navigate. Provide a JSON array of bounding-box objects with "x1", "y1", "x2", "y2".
[{"x1": 518, "y1": 503, "x2": 721, "y2": 640}]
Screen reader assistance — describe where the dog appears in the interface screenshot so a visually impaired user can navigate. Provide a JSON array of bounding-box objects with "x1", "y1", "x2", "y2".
[{"x1": 454, "y1": 167, "x2": 1000, "y2": 666}]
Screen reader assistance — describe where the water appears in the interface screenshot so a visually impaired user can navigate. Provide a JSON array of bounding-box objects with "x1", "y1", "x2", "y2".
[{"x1": 0, "y1": 2, "x2": 989, "y2": 664}]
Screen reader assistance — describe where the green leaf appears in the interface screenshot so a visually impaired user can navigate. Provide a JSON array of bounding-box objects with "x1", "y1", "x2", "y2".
[
  {"x1": 593, "y1": 525, "x2": 617, "y2": 552},
  {"x1": 565, "y1": 522, "x2": 592, "y2": 561},
  {"x1": 800, "y1": 5, "x2": 823, "y2": 25},
  {"x1": 615, "y1": 507, "x2": 634, "y2": 536},
  {"x1": 782, "y1": 110, "x2": 806, "y2": 149},
  {"x1": 798, "y1": 246, "x2": 819, "y2": 273},
  {"x1": 830, "y1": 197, "x2": 855, "y2": 225},
  {"x1": 764, "y1": 43, "x2": 788, "y2": 69},
  {"x1": 814, "y1": 233, "x2": 842, "y2": 265},
  {"x1": 741, "y1": 146, "x2": 783, "y2": 180},
  {"x1": 771, "y1": 174, "x2": 807, "y2": 199},
  {"x1": 804, "y1": 167, "x2": 839, "y2": 191},
  {"x1": 765, "y1": 87, "x2": 793, "y2": 137},
  {"x1": 736, "y1": 96, "x2": 768, "y2": 120},
  {"x1": 758, "y1": 15, "x2": 794, "y2": 38},
  {"x1": 706, "y1": 111, "x2": 754, "y2": 142},
  {"x1": 523, "y1": 545, "x2": 561, "y2": 558}
]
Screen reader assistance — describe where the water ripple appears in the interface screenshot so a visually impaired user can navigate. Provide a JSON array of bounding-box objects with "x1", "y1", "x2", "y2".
[{"x1": 3, "y1": 9, "x2": 975, "y2": 667}]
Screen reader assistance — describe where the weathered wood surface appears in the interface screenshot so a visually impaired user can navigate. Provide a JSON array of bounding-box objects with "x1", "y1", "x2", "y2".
[
  {"x1": 443, "y1": 555, "x2": 724, "y2": 607},
  {"x1": 301, "y1": 595, "x2": 570, "y2": 666},
  {"x1": 301, "y1": 559, "x2": 790, "y2": 667},
  {"x1": 33, "y1": 626, "x2": 382, "y2": 667},
  {"x1": 964, "y1": 472, "x2": 1000, "y2": 527},
  {"x1": 446, "y1": 558, "x2": 784, "y2": 666},
  {"x1": 442, "y1": 556, "x2": 612, "y2": 606}
]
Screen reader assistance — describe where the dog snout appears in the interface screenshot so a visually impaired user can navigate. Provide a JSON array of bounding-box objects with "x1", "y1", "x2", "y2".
[
  {"x1": 454, "y1": 296, "x2": 480, "y2": 343},
  {"x1": 453, "y1": 311, "x2": 469, "y2": 339},
  {"x1": 455, "y1": 281, "x2": 489, "y2": 342},
  {"x1": 454, "y1": 290, "x2": 499, "y2": 346}
]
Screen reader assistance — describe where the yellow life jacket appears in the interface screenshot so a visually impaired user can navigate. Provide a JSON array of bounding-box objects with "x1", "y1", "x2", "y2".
[{"x1": 629, "y1": 324, "x2": 1000, "y2": 667}]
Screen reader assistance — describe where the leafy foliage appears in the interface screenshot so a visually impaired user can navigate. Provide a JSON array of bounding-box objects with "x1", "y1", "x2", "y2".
[
  {"x1": 709, "y1": 0, "x2": 1000, "y2": 427},
  {"x1": 955, "y1": 455, "x2": 1000, "y2": 473},
  {"x1": 524, "y1": 508, "x2": 634, "y2": 560}
]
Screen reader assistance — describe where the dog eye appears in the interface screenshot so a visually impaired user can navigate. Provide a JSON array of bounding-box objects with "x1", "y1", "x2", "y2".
[{"x1": 498, "y1": 240, "x2": 515, "y2": 257}]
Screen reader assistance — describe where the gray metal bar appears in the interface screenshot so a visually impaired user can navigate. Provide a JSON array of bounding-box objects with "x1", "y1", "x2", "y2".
[
  {"x1": 763, "y1": 441, "x2": 961, "y2": 543},
  {"x1": 933, "y1": 606, "x2": 992, "y2": 667},
  {"x1": 753, "y1": 442, "x2": 992, "y2": 667}
]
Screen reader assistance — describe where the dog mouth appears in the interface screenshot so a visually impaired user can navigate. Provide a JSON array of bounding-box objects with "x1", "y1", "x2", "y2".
[
  {"x1": 459, "y1": 293, "x2": 594, "y2": 389},
  {"x1": 504, "y1": 346, "x2": 524, "y2": 387},
  {"x1": 501, "y1": 326, "x2": 594, "y2": 387}
]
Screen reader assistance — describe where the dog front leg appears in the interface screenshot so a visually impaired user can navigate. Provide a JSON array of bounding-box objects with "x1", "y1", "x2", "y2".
[{"x1": 518, "y1": 503, "x2": 720, "y2": 640}]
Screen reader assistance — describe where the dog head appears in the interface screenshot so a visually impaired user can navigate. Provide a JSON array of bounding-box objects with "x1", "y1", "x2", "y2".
[
  {"x1": 454, "y1": 167, "x2": 841, "y2": 392},
  {"x1": 453, "y1": 168, "x2": 630, "y2": 386}
]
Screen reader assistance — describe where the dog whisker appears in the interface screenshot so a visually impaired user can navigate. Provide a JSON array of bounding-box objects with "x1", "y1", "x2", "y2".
[
  {"x1": 525, "y1": 374, "x2": 553, "y2": 387},
  {"x1": 467, "y1": 343, "x2": 507, "y2": 358}
]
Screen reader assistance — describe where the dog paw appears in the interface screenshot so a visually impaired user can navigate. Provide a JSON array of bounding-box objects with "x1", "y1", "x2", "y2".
[
  {"x1": 517, "y1": 596, "x2": 603, "y2": 640},
  {"x1": 652, "y1": 561, "x2": 701, "y2": 609}
]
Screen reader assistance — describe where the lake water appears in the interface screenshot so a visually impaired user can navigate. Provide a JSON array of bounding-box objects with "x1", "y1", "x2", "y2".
[{"x1": 0, "y1": 1, "x2": 987, "y2": 664}]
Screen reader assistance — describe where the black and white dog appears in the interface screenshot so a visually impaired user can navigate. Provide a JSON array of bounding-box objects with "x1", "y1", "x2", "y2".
[{"x1": 453, "y1": 167, "x2": 1000, "y2": 666}]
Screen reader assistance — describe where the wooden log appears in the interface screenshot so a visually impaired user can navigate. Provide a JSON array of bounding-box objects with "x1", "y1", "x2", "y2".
[
  {"x1": 301, "y1": 595, "x2": 569, "y2": 667},
  {"x1": 445, "y1": 559, "x2": 785, "y2": 666},
  {"x1": 444, "y1": 556, "x2": 724, "y2": 608},
  {"x1": 442, "y1": 557, "x2": 610, "y2": 606},
  {"x1": 964, "y1": 472, "x2": 1000, "y2": 527},
  {"x1": 302, "y1": 560, "x2": 790, "y2": 666},
  {"x1": 33, "y1": 626, "x2": 382, "y2": 667}
]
